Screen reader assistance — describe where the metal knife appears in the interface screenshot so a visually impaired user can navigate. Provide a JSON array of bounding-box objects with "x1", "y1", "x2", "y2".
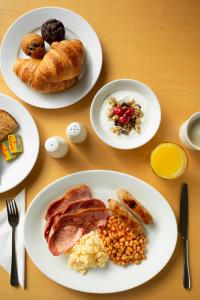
[{"x1": 180, "y1": 183, "x2": 191, "y2": 290}]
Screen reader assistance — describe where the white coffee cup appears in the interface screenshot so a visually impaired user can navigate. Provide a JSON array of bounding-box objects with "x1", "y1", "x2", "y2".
[{"x1": 179, "y1": 112, "x2": 200, "y2": 150}]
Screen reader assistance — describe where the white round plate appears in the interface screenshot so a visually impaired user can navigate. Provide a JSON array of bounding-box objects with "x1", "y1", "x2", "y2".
[
  {"x1": 90, "y1": 79, "x2": 161, "y2": 149},
  {"x1": 0, "y1": 7, "x2": 102, "y2": 109},
  {"x1": 24, "y1": 170, "x2": 177, "y2": 294},
  {"x1": 0, "y1": 94, "x2": 39, "y2": 193}
]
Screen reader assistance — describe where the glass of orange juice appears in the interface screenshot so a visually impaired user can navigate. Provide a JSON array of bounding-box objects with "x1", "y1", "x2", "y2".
[{"x1": 150, "y1": 143, "x2": 188, "y2": 179}]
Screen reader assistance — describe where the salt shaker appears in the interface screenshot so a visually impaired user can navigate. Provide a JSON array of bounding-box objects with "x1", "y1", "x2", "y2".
[
  {"x1": 45, "y1": 136, "x2": 68, "y2": 158},
  {"x1": 66, "y1": 122, "x2": 87, "y2": 144}
]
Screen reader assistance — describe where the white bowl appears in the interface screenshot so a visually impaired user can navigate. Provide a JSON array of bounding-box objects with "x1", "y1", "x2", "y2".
[{"x1": 90, "y1": 79, "x2": 161, "y2": 149}]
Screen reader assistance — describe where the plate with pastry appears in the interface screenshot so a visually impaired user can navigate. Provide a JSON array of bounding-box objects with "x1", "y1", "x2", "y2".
[
  {"x1": 0, "y1": 93, "x2": 39, "y2": 193},
  {"x1": 0, "y1": 7, "x2": 102, "y2": 109},
  {"x1": 24, "y1": 170, "x2": 177, "y2": 293}
]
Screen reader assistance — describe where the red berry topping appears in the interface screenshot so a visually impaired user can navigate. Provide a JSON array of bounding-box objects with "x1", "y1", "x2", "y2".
[
  {"x1": 124, "y1": 107, "x2": 134, "y2": 117},
  {"x1": 118, "y1": 116, "x2": 129, "y2": 124},
  {"x1": 113, "y1": 107, "x2": 124, "y2": 116}
]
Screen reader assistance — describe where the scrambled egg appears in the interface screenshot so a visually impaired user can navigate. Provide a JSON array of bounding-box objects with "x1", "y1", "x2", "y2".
[{"x1": 68, "y1": 230, "x2": 109, "y2": 274}]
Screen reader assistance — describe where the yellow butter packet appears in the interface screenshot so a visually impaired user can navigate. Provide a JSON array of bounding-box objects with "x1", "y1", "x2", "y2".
[
  {"x1": 8, "y1": 134, "x2": 23, "y2": 153},
  {"x1": 0, "y1": 141, "x2": 16, "y2": 160}
]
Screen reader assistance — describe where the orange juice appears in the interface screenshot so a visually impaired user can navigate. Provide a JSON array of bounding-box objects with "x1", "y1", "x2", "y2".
[{"x1": 150, "y1": 143, "x2": 188, "y2": 179}]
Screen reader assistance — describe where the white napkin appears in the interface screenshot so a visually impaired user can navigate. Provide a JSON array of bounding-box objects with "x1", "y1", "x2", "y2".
[{"x1": 0, "y1": 189, "x2": 25, "y2": 288}]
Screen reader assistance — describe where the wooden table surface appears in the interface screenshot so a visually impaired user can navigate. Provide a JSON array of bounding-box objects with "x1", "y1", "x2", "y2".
[{"x1": 0, "y1": 0, "x2": 200, "y2": 299}]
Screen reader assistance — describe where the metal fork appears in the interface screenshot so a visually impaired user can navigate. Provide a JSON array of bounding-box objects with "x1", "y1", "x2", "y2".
[{"x1": 6, "y1": 199, "x2": 19, "y2": 286}]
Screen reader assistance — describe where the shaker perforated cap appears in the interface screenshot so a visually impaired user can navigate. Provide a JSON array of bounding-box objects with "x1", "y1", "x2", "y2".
[{"x1": 66, "y1": 122, "x2": 87, "y2": 143}]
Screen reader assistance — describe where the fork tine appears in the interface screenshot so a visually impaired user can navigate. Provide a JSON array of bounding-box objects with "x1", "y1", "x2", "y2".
[
  {"x1": 9, "y1": 200, "x2": 14, "y2": 214},
  {"x1": 11, "y1": 200, "x2": 16, "y2": 214},
  {"x1": 9, "y1": 200, "x2": 12, "y2": 214},
  {"x1": 13, "y1": 199, "x2": 18, "y2": 216}
]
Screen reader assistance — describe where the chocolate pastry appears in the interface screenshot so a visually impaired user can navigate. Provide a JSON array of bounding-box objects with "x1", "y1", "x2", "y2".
[
  {"x1": 21, "y1": 33, "x2": 45, "y2": 59},
  {"x1": 41, "y1": 19, "x2": 65, "y2": 44}
]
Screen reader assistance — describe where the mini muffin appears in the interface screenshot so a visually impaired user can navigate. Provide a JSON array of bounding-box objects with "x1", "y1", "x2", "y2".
[
  {"x1": 21, "y1": 33, "x2": 45, "y2": 59},
  {"x1": 41, "y1": 19, "x2": 65, "y2": 44}
]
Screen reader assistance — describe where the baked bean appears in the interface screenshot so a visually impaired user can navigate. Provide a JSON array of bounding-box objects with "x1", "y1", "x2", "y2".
[
  {"x1": 129, "y1": 240, "x2": 134, "y2": 246},
  {"x1": 116, "y1": 257, "x2": 120, "y2": 261},
  {"x1": 119, "y1": 247, "x2": 125, "y2": 253},
  {"x1": 125, "y1": 241, "x2": 129, "y2": 247},
  {"x1": 117, "y1": 232, "x2": 122, "y2": 238},
  {"x1": 115, "y1": 242, "x2": 120, "y2": 248},
  {"x1": 127, "y1": 246, "x2": 133, "y2": 253},
  {"x1": 134, "y1": 253, "x2": 139, "y2": 260},
  {"x1": 137, "y1": 246, "x2": 141, "y2": 252}
]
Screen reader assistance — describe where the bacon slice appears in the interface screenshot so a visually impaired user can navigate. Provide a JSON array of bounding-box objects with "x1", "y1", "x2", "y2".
[
  {"x1": 44, "y1": 198, "x2": 106, "y2": 241},
  {"x1": 117, "y1": 189, "x2": 153, "y2": 225},
  {"x1": 108, "y1": 199, "x2": 145, "y2": 234},
  {"x1": 61, "y1": 198, "x2": 105, "y2": 214},
  {"x1": 48, "y1": 208, "x2": 110, "y2": 255},
  {"x1": 45, "y1": 184, "x2": 92, "y2": 221}
]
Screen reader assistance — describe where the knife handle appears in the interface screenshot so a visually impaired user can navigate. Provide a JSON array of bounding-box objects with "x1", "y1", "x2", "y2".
[{"x1": 183, "y1": 238, "x2": 191, "y2": 289}]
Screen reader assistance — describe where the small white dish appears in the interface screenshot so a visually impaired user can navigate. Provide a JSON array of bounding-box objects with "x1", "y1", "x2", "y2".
[
  {"x1": 90, "y1": 79, "x2": 161, "y2": 149},
  {"x1": 0, "y1": 94, "x2": 39, "y2": 193},
  {"x1": 0, "y1": 7, "x2": 102, "y2": 109},
  {"x1": 24, "y1": 170, "x2": 177, "y2": 293}
]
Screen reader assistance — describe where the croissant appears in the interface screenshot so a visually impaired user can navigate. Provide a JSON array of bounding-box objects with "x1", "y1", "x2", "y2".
[{"x1": 13, "y1": 39, "x2": 85, "y2": 93}]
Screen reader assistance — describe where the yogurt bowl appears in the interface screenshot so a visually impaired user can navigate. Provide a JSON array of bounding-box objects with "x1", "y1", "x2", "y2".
[{"x1": 90, "y1": 79, "x2": 161, "y2": 149}]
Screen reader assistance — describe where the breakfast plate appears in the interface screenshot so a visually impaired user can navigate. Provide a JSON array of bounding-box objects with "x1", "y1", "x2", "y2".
[
  {"x1": 0, "y1": 94, "x2": 39, "y2": 193},
  {"x1": 90, "y1": 79, "x2": 161, "y2": 149},
  {"x1": 0, "y1": 7, "x2": 102, "y2": 109},
  {"x1": 24, "y1": 170, "x2": 177, "y2": 293}
]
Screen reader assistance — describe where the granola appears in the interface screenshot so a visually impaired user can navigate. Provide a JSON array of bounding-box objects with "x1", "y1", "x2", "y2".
[{"x1": 107, "y1": 97, "x2": 144, "y2": 135}]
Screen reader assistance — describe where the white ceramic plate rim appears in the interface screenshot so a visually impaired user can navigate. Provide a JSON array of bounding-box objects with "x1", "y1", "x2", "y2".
[
  {"x1": 0, "y1": 94, "x2": 40, "y2": 193},
  {"x1": 0, "y1": 7, "x2": 102, "y2": 109},
  {"x1": 24, "y1": 170, "x2": 177, "y2": 293},
  {"x1": 90, "y1": 79, "x2": 161, "y2": 149}
]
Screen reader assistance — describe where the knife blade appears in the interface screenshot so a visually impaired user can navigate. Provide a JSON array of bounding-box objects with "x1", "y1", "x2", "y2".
[
  {"x1": 180, "y1": 183, "x2": 191, "y2": 290},
  {"x1": 180, "y1": 183, "x2": 188, "y2": 238}
]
